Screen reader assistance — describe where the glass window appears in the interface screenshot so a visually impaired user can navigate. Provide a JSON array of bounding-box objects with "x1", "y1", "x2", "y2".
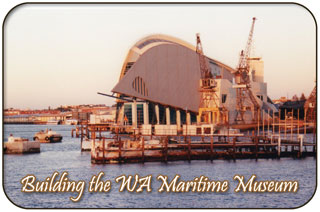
[{"x1": 222, "y1": 94, "x2": 227, "y2": 103}]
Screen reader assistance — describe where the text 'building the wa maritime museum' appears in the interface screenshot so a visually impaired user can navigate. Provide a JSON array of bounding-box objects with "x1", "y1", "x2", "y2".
[{"x1": 111, "y1": 34, "x2": 277, "y2": 135}]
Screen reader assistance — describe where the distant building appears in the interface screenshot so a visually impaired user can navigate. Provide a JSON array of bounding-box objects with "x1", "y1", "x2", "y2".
[
  {"x1": 4, "y1": 112, "x2": 71, "y2": 124},
  {"x1": 273, "y1": 97, "x2": 288, "y2": 104},
  {"x1": 4, "y1": 109, "x2": 20, "y2": 116}
]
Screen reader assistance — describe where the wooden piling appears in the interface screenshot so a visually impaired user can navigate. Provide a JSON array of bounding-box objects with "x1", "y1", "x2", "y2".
[
  {"x1": 93, "y1": 138, "x2": 96, "y2": 158},
  {"x1": 164, "y1": 137, "x2": 168, "y2": 163},
  {"x1": 262, "y1": 110, "x2": 265, "y2": 137},
  {"x1": 267, "y1": 109, "x2": 270, "y2": 138},
  {"x1": 80, "y1": 125, "x2": 83, "y2": 151},
  {"x1": 304, "y1": 109, "x2": 307, "y2": 136},
  {"x1": 257, "y1": 109, "x2": 260, "y2": 136},
  {"x1": 227, "y1": 124, "x2": 230, "y2": 143},
  {"x1": 313, "y1": 109, "x2": 316, "y2": 146},
  {"x1": 233, "y1": 137, "x2": 236, "y2": 161},
  {"x1": 142, "y1": 137, "x2": 145, "y2": 163},
  {"x1": 255, "y1": 137, "x2": 258, "y2": 160},
  {"x1": 291, "y1": 109, "x2": 293, "y2": 141},
  {"x1": 299, "y1": 135, "x2": 303, "y2": 158},
  {"x1": 277, "y1": 136, "x2": 281, "y2": 157},
  {"x1": 102, "y1": 138, "x2": 105, "y2": 163},
  {"x1": 118, "y1": 137, "x2": 122, "y2": 162},
  {"x1": 278, "y1": 109, "x2": 281, "y2": 138},
  {"x1": 188, "y1": 137, "x2": 191, "y2": 162},
  {"x1": 86, "y1": 125, "x2": 89, "y2": 138},
  {"x1": 300, "y1": 137, "x2": 303, "y2": 156},
  {"x1": 297, "y1": 109, "x2": 300, "y2": 140},
  {"x1": 284, "y1": 109, "x2": 287, "y2": 140},
  {"x1": 210, "y1": 136, "x2": 213, "y2": 162},
  {"x1": 272, "y1": 110, "x2": 275, "y2": 135}
]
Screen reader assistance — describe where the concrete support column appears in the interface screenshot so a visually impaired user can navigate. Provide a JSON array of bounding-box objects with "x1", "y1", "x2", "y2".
[
  {"x1": 176, "y1": 109, "x2": 181, "y2": 131},
  {"x1": 155, "y1": 104, "x2": 160, "y2": 125},
  {"x1": 143, "y1": 102, "x2": 149, "y2": 125},
  {"x1": 132, "y1": 100, "x2": 137, "y2": 128},
  {"x1": 208, "y1": 111, "x2": 212, "y2": 124},
  {"x1": 197, "y1": 114, "x2": 200, "y2": 123},
  {"x1": 119, "y1": 104, "x2": 124, "y2": 125},
  {"x1": 166, "y1": 107, "x2": 170, "y2": 125},
  {"x1": 212, "y1": 112, "x2": 216, "y2": 124},
  {"x1": 186, "y1": 112, "x2": 191, "y2": 125}
]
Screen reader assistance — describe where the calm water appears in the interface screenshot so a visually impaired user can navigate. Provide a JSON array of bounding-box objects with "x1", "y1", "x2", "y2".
[{"x1": 3, "y1": 125, "x2": 316, "y2": 208}]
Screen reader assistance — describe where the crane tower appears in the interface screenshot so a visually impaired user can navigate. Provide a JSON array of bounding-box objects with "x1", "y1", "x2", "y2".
[
  {"x1": 196, "y1": 34, "x2": 227, "y2": 124},
  {"x1": 234, "y1": 17, "x2": 261, "y2": 123}
]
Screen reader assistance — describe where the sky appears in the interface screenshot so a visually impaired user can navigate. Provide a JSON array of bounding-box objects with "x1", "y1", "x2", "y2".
[{"x1": 4, "y1": 3, "x2": 316, "y2": 109}]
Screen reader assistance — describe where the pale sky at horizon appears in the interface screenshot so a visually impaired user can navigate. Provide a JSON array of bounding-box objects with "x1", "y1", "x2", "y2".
[{"x1": 4, "y1": 4, "x2": 316, "y2": 110}]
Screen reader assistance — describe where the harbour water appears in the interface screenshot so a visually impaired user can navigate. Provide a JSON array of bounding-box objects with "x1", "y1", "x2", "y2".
[{"x1": 3, "y1": 125, "x2": 316, "y2": 208}]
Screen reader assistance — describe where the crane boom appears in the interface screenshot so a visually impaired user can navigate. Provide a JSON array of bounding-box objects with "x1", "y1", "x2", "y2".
[
  {"x1": 196, "y1": 33, "x2": 228, "y2": 124},
  {"x1": 237, "y1": 17, "x2": 257, "y2": 83},
  {"x1": 234, "y1": 17, "x2": 260, "y2": 123},
  {"x1": 196, "y1": 33, "x2": 212, "y2": 79},
  {"x1": 244, "y1": 17, "x2": 256, "y2": 63}
]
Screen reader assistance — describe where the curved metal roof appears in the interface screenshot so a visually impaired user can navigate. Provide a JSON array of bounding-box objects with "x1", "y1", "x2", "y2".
[
  {"x1": 133, "y1": 34, "x2": 196, "y2": 52},
  {"x1": 118, "y1": 34, "x2": 235, "y2": 80}
]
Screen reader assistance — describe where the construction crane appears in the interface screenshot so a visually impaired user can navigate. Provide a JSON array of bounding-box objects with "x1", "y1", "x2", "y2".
[
  {"x1": 196, "y1": 33, "x2": 227, "y2": 124},
  {"x1": 234, "y1": 17, "x2": 260, "y2": 123}
]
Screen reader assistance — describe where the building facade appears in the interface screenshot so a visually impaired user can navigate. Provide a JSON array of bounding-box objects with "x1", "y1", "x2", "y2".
[{"x1": 111, "y1": 34, "x2": 277, "y2": 133}]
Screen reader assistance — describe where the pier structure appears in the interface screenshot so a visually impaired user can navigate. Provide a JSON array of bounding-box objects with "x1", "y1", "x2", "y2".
[
  {"x1": 89, "y1": 133, "x2": 316, "y2": 164},
  {"x1": 4, "y1": 139, "x2": 40, "y2": 154},
  {"x1": 78, "y1": 107, "x2": 316, "y2": 164}
]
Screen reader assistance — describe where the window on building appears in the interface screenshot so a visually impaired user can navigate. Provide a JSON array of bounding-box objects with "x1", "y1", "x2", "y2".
[
  {"x1": 148, "y1": 103, "x2": 157, "y2": 125},
  {"x1": 124, "y1": 104, "x2": 132, "y2": 125},
  {"x1": 204, "y1": 127, "x2": 211, "y2": 134},
  {"x1": 158, "y1": 105, "x2": 166, "y2": 125},
  {"x1": 124, "y1": 62, "x2": 135, "y2": 75},
  {"x1": 222, "y1": 94, "x2": 227, "y2": 103},
  {"x1": 170, "y1": 107, "x2": 176, "y2": 124},
  {"x1": 180, "y1": 110, "x2": 186, "y2": 125},
  {"x1": 257, "y1": 95, "x2": 263, "y2": 101},
  {"x1": 191, "y1": 112, "x2": 197, "y2": 124},
  {"x1": 137, "y1": 104, "x2": 144, "y2": 125},
  {"x1": 196, "y1": 127, "x2": 202, "y2": 135},
  {"x1": 132, "y1": 76, "x2": 148, "y2": 96}
]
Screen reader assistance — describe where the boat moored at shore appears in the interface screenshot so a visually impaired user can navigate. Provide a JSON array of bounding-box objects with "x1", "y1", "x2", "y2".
[{"x1": 33, "y1": 129, "x2": 63, "y2": 143}]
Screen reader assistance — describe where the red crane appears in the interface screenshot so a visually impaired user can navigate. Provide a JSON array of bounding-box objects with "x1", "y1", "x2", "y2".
[
  {"x1": 196, "y1": 34, "x2": 227, "y2": 124},
  {"x1": 234, "y1": 17, "x2": 260, "y2": 123}
]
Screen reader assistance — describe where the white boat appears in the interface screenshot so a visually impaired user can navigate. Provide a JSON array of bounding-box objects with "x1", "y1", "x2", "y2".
[
  {"x1": 65, "y1": 119, "x2": 78, "y2": 125},
  {"x1": 33, "y1": 129, "x2": 63, "y2": 143},
  {"x1": 47, "y1": 119, "x2": 60, "y2": 125}
]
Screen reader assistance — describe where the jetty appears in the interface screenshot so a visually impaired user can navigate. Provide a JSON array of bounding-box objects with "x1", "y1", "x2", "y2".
[
  {"x1": 79, "y1": 118, "x2": 316, "y2": 164},
  {"x1": 73, "y1": 105, "x2": 316, "y2": 164},
  {"x1": 89, "y1": 134, "x2": 315, "y2": 164},
  {"x1": 4, "y1": 137, "x2": 40, "y2": 154}
]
